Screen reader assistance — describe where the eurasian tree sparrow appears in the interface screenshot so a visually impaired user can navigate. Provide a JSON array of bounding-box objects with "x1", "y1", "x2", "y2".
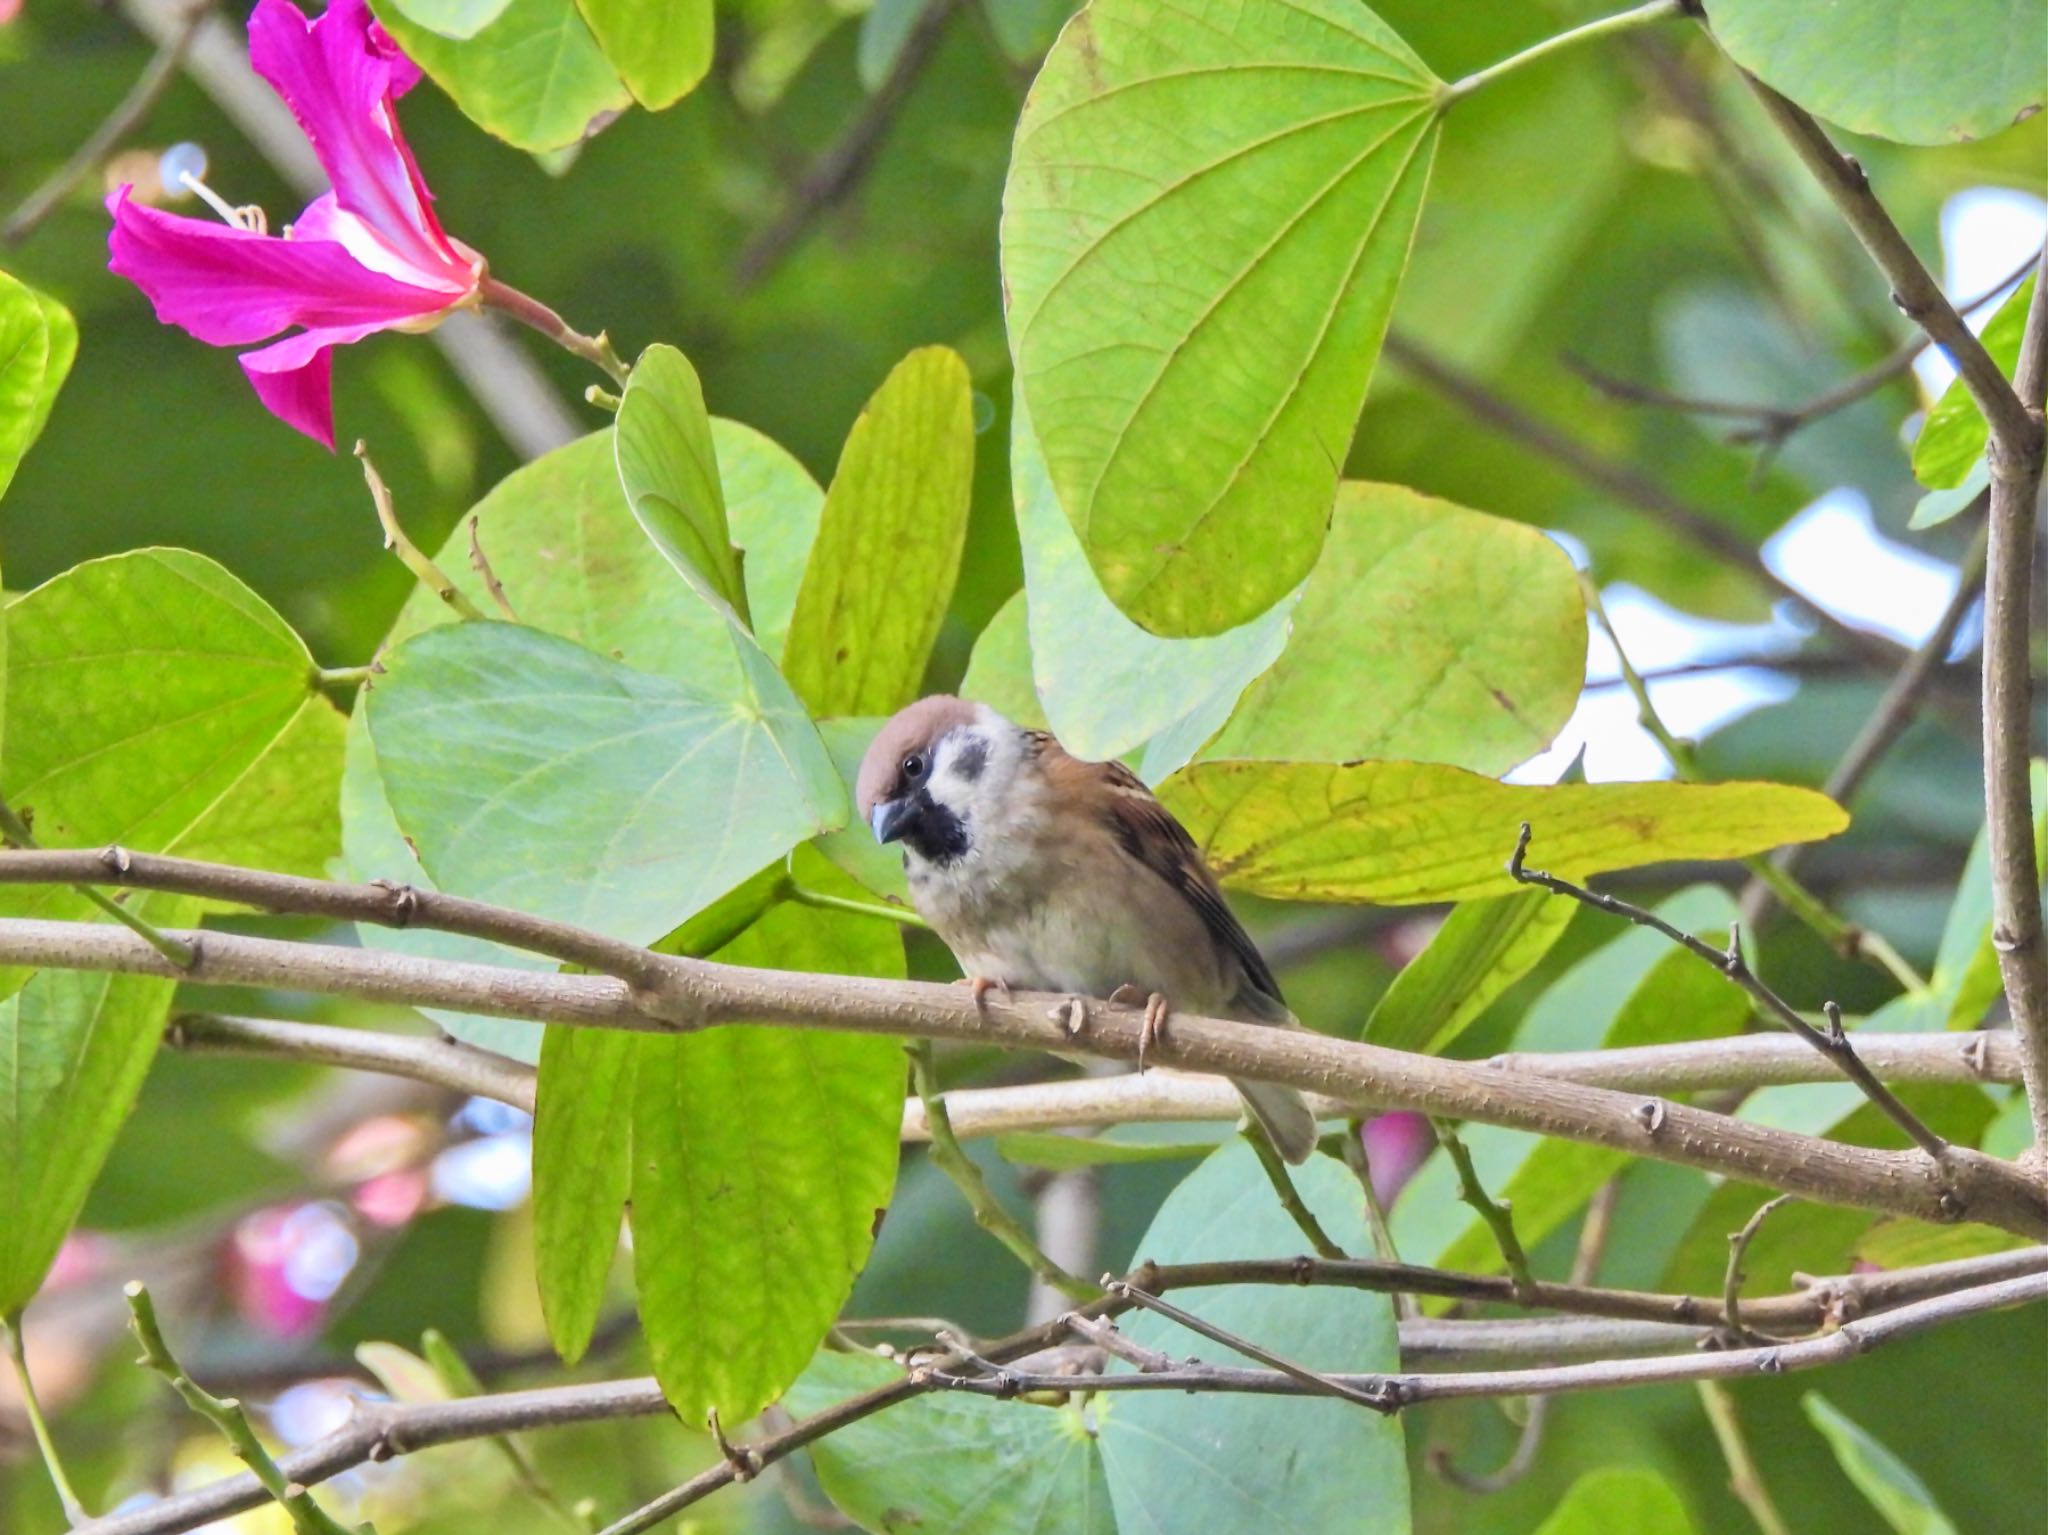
[{"x1": 857, "y1": 695, "x2": 1318, "y2": 1163}]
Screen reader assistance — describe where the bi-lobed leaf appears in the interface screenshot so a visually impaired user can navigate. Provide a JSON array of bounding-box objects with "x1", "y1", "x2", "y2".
[
  {"x1": 631, "y1": 855, "x2": 904, "y2": 1425},
  {"x1": 1002, "y1": 0, "x2": 1441, "y2": 636},
  {"x1": 0, "y1": 933, "x2": 194, "y2": 1315},
  {"x1": 1201, "y1": 481, "x2": 1585, "y2": 771},
  {"x1": 575, "y1": 0, "x2": 713, "y2": 108},
  {"x1": 1708, "y1": 0, "x2": 2045, "y2": 145},
  {"x1": 1912, "y1": 274, "x2": 2035, "y2": 489},
  {"x1": 1097, "y1": 1141, "x2": 1408, "y2": 1530},
  {"x1": 1159, "y1": 760, "x2": 1849, "y2": 904},
  {"x1": 1009, "y1": 400, "x2": 1292, "y2": 768},
  {"x1": 783, "y1": 346, "x2": 975, "y2": 718},
  {"x1": 616, "y1": 345, "x2": 749, "y2": 620},
  {"x1": 371, "y1": 0, "x2": 631, "y2": 152},
  {"x1": 365, "y1": 621, "x2": 843, "y2": 950},
  {"x1": 1363, "y1": 889, "x2": 1575, "y2": 1053},
  {"x1": 786, "y1": 1350, "x2": 1115, "y2": 1535},
  {"x1": 0, "y1": 267, "x2": 77, "y2": 503}
]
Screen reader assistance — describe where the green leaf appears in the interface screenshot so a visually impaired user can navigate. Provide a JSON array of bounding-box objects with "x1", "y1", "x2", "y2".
[
  {"x1": 787, "y1": 1350, "x2": 1116, "y2": 1535},
  {"x1": 616, "y1": 344, "x2": 749, "y2": 620},
  {"x1": 783, "y1": 346, "x2": 975, "y2": 717},
  {"x1": 366, "y1": 622, "x2": 843, "y2": 949},
  {"x1": 1803, "y1": 1393, "x2": 1959, "y2": 1535},
  {"x1": 1532, "y1": 1468, "x2": 1698, "y2": 1535},
  {"x1": 0, "y1": 549, "x2": 342, "y2": 948},
  {"x1": 993, "y1": 1132, "x2": 1216, "y2": 1169},
  {"x1": 1708, "y1": 0, "x2": 2045, "y2": 145},
  {"x1": 1159, "y1": 760, "x2": 1848, "y2": 904},
  {"x1": 1909, "y1": 458, "x2": 1988, "y2": 529},
  {"x1": 1363, "y1": 890, "x2": 1575, "y2": 1053},
  {"x1": 0, "y1": 267, "x2": 76, "y2": 503},
  {"x1": 981, "y1": 0, "x2": 1071, "y2": 62},
  {"x1": 1097, "y1": 1141, "x2": 1408, "y2": 1530},
  {"x1": 533, "y1": 1025, "x2": 634, "y2": 1363},
  {"x1": 1010, "y1": 399, "x2": 1292, "y2": 765},
  {"x1": 632, "y1": 857, "x2": 904, "y2": 1424},
  {"x1": 1913, "y1": 276, "x2": 2035, "y2": 488},
  {"x1": 960, "y1": 591, "x2": 1049, "y2": 729},
  {"x1": 0, "y1": 940, "x2": 192, "y2": 1314},
  {"x1": 1001, "y1": 0, "x2": 1441, "y2": 636},
  {"x1": 384, "y1": 0, "x2": 512, "y2": 40},
  {"x1": 857, "y1": 0, "x2": 927, "y2": 91},
  {"x1": 1932, "y1": 762, "x2": 2047, "y2": 1027},
  {"x1": 576, "y1": 0, "x2": 713, "y2": 108},
  {"x1": 1203, "y1": 482, "x2": 1584, "y2": 770},
  {"x1": 370, "y1": 0, "x2": 630, "y2": 153},
  {"x1": 1853, "y1": 1218, "x2": 2030, "y2": 1269},
  {"x1": 812, "y1": 717, "x2": 916, "y2": 904}
]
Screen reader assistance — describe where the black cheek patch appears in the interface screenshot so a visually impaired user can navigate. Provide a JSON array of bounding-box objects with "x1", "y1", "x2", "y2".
[
  {"x1": 904, "y1": 797, "x2": 971, "y2": 867},
  {"x1": 951, "y1": 738, "x2": 989, "y2": 783}
]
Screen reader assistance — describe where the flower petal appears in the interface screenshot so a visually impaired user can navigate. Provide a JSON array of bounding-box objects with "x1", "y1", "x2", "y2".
[
  {"x1": 291, "y1": 191, "x2": 469, "y2": 295},
  {"x1": 247, "y1": 0, "x2": 462, "y2": 284},
  {"x1": 239, "y1": 320, "x2": 390, "y2": 449},
  {"x1": 107, "y1": 186, "x2": 455, "y2": 346}
]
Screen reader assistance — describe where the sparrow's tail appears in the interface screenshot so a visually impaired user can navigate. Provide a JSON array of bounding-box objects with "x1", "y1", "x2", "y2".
[{"x1": 1232, "y1": 1078, "x2": 1318, "y2": 1164}]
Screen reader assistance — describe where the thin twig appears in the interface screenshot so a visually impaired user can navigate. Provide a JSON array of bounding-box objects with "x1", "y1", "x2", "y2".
[
  {"x1": 1383, "y1": 332, "x2": 1903, "y2": 668},
  {"x1": 1508, "y1": 824, "x2": 1953, "y2": 1164},
  {"x1": 1722, "y1": 1194, "x2": 1798, "y2": 1347},
  {"x1": 4, "y1": 1313, "x2": 89, "y2": 1523},
  {"x1": 907, "y1": 1042, "x2": 1096, "y2": 1301},
  {"x1": 0, "y1": 797, "x2": 198, "y2": 968},
  {"x1": 466, "y1": 516, "x2": 519, "y2": 622},
  {"x1": 126, "y1": 1282, "x2": 362, "y2": 1534},
  {"x1": 1101, "y1": 1279, "x2": 1395, "y2": 1411},
  {"x1": 2, "y1": 1, "x2": 208, "y2": 244},
  {"x1": 1698, "y1": 1379, "x2": 1794, "y2": 1535},
  {"x1": 354, "y1": 443, "x2": 485, "y2": 621},
  {"x1": 1432, "y1": 1118, "x2": 1536, "y2": 1301},
  {"x1": 1243, "y1": 1121, "x2": 1349, "y2": 1259},
  {"x1": 733, "y1": 0, "x2": 963, "y2": 288}
]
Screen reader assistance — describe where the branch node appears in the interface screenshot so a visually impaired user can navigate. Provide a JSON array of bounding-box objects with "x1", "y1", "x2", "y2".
[
  {"x1": 101, "y1": 844, "x2": 134, "y2": 877},
  {"x1": 371, "y1": 877, "x2": 422, "y2": 927},
  {"x1": 707, "y1": 1410, "x2": 760, "y2": 1483},
  {"x1": 1635, "y1": 1099, "x2": 1668, "y2": 1135}
]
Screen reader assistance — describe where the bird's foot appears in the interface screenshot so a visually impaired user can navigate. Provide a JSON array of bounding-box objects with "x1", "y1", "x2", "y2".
[
  {"x1": 958, "y1": 975, "x2": 1011, "y2": 1013},
  {"x1": 1137, "y1": 992, "x2": 1171, "y2": 1073}
]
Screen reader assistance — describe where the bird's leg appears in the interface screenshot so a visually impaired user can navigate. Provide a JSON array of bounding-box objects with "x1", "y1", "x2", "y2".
[
  {"x1": 957, "y1": 975, "x2": 1011, "y2": 1012},
  {"x1": 1138, "y1": 992, "x2": 1171, "y2": 1073}
]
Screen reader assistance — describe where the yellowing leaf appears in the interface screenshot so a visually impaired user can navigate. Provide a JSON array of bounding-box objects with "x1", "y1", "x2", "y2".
[{"x1": 1159, "y1": 759, "x2": 1847, "y2": 904}]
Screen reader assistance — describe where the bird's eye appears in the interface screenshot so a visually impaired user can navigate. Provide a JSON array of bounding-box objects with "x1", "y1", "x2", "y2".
[{"x1": 901, "y1": 753, "x2": 927, "y2": 781}]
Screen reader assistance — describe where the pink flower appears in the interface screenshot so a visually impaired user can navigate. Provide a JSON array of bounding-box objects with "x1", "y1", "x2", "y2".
[
  {"x1": 106, "y1": 0, "x2": 481, "y2": 448},
  {"x1": 1359, "y1": 1111, "x2": 1434, "y2": 1207}
]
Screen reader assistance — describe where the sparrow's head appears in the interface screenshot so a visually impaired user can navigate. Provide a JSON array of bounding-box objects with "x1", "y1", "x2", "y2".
[{"x1": 857, "y1": 695, "x2": 1027, "y2": 861}]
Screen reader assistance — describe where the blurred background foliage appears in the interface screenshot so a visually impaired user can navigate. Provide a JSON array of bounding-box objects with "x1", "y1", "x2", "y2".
[{"x1": 1, "y1": 0, "x2": 2044, "y2": 1531}]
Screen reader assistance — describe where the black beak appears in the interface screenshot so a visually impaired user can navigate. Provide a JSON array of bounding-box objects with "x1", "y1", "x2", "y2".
[{"x1": 870, "y1": 797, "x2": 917, "y2": 845}]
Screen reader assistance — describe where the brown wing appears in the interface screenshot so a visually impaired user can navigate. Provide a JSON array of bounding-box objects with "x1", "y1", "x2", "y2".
[{"x1": 1037, "y1": 739, "x2": 1287, "y2": 1012}]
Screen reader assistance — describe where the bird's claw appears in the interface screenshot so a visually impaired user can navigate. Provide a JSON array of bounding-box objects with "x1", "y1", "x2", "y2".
[
  {"x1": 959, "y1": 975, "x2": 1010, "y2": 1012},
  {"x1": 1137, "y1": 992, "x2": 1170, "y2": 1073},
  {"x1": 1107, "y1": 983, "x2": 1145, "y2": 1008}
]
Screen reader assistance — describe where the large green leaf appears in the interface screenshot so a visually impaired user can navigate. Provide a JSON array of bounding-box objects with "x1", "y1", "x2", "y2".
[
  {"x1": 370, "y1": 0, "x2": 630, "y2": 152},
  {"x1": 1001, "y1": 0, "x2": 1441, "y2": 636},
  {"x1": 783, "y1": 347, "x2": 975, "y2": 717},
  {"x1": 616, "y1": 344, "x2": 749, "y2": 620},
  {"x1": 576, "y1": 0, "x2": 713, "y2": 108},
  {"x1": 366, "y1": 622, "x2": 843, "y2": 947},
  {"x1": 632, "y1": 860, "x2": 904, "y2": 1424},
  {"x1": 1097, "y1": 1141, "x2": 1408, "y2": 1531},
  {"x1": 0, "y1": 549, "x2": 343, "y2": 939},
  {"x1": 1532, "y1": 1468, "x2": 1698, "y2": 1535},
  {"x1": 533, "y1": 1025, "x2": 634, "y2": 1364},
  {"x1": 787, "y1": 1351, "x2": 1116, "y2": 1535},
  {"x1": 1363, "y1": 890, "x2": 1575, "y2": 1053},
  {"x1": 0, "y1": 933, "x2": 193, "y2": 1315},
  {"x1": 1708, "y1": 0, "x2": 2045, "y2": 145},
  {"x1": 1159, "y1": 760, "x2": 1848, "y2": 903},
  {"x1": 1010, "y1": 400, "x2": 1292, "y2": 768},
  {"x1": 959, "y1": 591, "x2": 1049, "y2": 729},
  {"x1": 1912, "y1": 275, "x2": 2035, "y2": 489},
  {"x1": 1202, "y1": 482, "x2": 1584, "y2": 769},
  {"x1": 1803, "y1": 1394, "x2": 1959, "y2": 1535},
  {"x1": 0, "y1": 268, "x2": 76, "y2": 503}
]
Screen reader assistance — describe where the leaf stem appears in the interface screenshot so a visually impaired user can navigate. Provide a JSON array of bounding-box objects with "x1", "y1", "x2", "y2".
[
  {"x1": 478, "y1": 277, "x2": 630, "y2": 387},
  {"x1": 0, "y1": 796, "x2": 198, "y2": 969},
  {"x1": 126, "y1": 1282, "x2": 365, "y2": 1534},
  {"x1": 1431, "y1": 1118, "x2": 1537, "y2": 1301},
  {"x1": 1439, "y1": 0, "x2": 1682, "y2": 106},
  {"x1": 1698, "y1": 1379, "x2": 1794, "y2": 1535},
  {"x1": 1243, "y1": 1123, "x2": 1348, "y2": 1260},
  {"x1": 354, "y1": 442, "x2": 485, "y2": 623},
  {"x1": 907, "y1": 1042, "x2": 1096, "y2": 1301},
  {"x1": 4, "y1": 1312, "x2": 89, "y2": 1524},
  {"x1": 781, "y1": 873, "x2": 930, "y2": 929},
  {"x1": 315, "y1": 665, "x2": 379, "y2": 690}
]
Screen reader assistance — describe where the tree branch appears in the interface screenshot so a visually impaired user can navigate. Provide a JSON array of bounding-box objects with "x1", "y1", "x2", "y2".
[{"x1": 2, "y1": 905, "x2": 2042, "y2": 1234}]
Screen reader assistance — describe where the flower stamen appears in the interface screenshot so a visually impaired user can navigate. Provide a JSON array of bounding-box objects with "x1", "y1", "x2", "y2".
[{"x1": 174, "y1": 168, "x2": 267, "y2": 236}]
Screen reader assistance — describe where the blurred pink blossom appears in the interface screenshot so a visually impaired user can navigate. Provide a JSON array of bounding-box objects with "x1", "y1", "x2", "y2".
[{"x1": 1359, "y1": 1112, "x2": 1434, "y2": 1206}]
